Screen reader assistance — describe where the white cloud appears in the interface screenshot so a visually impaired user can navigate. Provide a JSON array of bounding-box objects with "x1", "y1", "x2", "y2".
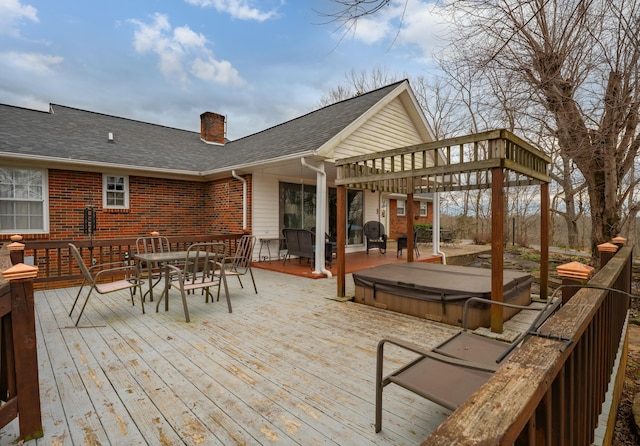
[
  {"x1": 191, "y1": 56, "x2": 241, "y2": 84},
  {"x1": 184, "y1": 0, "x2": 279, "y2": 21},
  {"x1": 0, "y1": 51, "x2": 62, "y2": 74},
  {"x1": 129, "y1": 13, "x2": 243, "y2": 85},
  {"x1": 0, "y1": 0, "x2": 38, "y2": 37},
  {"x1": 346, "y1": 0, "x2": 449, "y2": 61}
]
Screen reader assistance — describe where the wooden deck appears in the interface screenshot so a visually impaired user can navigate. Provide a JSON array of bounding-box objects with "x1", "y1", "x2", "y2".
[{"x1": 2, "y1": 269, "x2": 466, "y2": 445}]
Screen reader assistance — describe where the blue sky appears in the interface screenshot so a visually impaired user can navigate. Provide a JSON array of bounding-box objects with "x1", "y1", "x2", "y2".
[{"x1": 0, "y1": 0, "x2": 449, "y2": 140}]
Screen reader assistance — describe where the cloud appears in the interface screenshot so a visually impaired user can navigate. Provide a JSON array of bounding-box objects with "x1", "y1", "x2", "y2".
[
  {"x1": 0, "y1": 51, "x2": 62, "y2": 74},
  {"x1": 346, "y1": 0, "x2": 449, "y2": 61},
  {"x1": 184, "y1": 0, "x2": 279, "y2": 21},
  {"x1": 0, "y1": 0, "x2": 38, "y2": 37},
  {"x1": 129, "y1": 13, "x2": 243, "y2": 85}
]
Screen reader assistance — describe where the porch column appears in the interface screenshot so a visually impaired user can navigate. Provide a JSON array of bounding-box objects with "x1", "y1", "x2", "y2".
[
  {"x1": 337, "y1": 185, "x2": 346, "y2": 297},
  {"x1": 301, "y1": 158, "x2": 328, "y2": 276},
  {"x1": 491, "y1": 166, "x2": 505, "y2": 333}
]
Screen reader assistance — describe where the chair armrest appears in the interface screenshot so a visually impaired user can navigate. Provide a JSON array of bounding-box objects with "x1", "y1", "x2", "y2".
[
  {"x1": 377, "y1": 337, "x2": 433, "y2": 356},
  {"x1": 377, "y1": 337, "x2": 500, "y2": 373},
  {"x1": 93, "y1": 264, "x2": 140, "y2": 281}
]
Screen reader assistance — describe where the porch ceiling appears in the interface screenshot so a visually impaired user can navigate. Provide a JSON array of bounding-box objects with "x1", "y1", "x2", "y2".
[{"x1": 251, "y1": 156, "x2": 338, "y2": 183}]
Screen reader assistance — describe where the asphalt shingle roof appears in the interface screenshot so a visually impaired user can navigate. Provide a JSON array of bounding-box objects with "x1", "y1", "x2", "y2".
[{"x1": 0, "y1": 80, "x2": 405, "y2": 175}]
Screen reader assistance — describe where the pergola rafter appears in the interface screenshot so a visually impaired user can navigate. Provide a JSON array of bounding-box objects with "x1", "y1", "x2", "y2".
[{"x1": 333, "y1": 129, "x2": 551, "y2": 333}]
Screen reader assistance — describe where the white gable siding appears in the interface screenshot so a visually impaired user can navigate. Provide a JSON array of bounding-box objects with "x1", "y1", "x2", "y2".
[{"x1": 332, "y1": 97, "x2": 426, "y2": 160}]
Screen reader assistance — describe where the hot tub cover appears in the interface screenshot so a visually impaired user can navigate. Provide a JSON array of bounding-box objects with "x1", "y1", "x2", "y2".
[{"x1": 352, "y1": 263, "x2": 532, "y2": 307}]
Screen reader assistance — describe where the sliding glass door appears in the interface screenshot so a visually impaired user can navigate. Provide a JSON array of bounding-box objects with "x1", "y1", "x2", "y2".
[{"x1": 279, "y1": 182, "x2": 362, "y2": 246}]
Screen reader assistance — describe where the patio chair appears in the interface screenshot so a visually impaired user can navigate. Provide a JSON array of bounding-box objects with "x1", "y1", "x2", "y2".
[
  {"x1": 165, "y1": 242, "x2": 231, "y2": 322},
  {"x1": 363, "y1": 221, "x2": 387, "y2": 254},
  {"x1": 396, "y1": 227, "x2": 420, "y2": 258},
  {"x1": 68, "y1": 243, "x2": 144, "y2": 326},
  {"x1": 220, "y1": 234, "x2": 257, "y2": 295},
  {"x1": 282, "y1": 228, "x2": 314, "y2": 266},
  {"x1": 375, "y1": 296, "x2": 562, "y2": 432},
  {"x1": 135, "y1": 235, "x2": 171, "y2": 301}
]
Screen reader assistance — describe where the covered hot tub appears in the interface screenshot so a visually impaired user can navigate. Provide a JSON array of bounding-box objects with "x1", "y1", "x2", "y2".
[{"x1": 352, "y1": 263, "x2": 533, "y2": 329}]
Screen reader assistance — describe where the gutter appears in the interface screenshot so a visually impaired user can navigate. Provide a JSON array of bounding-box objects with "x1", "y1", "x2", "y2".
[
  {"x1": 300, "y1": 157, "x2": 332, "y2": 278},
  {"x1": 231, "y1": 170, "x2": 247, "y2": 231}
]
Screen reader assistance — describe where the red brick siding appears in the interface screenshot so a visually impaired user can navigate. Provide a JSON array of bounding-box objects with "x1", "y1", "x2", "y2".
[
  {"x1": 388, "y1": 199, "x2": 433, "y2": 239},
  {"x1": 206, "y1": 176, "x2": 252, "y2": 234},
  {"x1": 10, "y1": 169, "x2": 251, "y2": 243}
]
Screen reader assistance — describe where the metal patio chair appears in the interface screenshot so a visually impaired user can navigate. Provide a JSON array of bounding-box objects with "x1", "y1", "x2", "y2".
[
  {"x1": 68, "y1": 243, "x2": 144, "y2": 326},
  {"x1": 135, "y1": 235, "x2": 171, "y2": 301},
  {"x1": 219, "y1": 234, "x2": 257, "y2": 295},
  {"x1": 165, "y1": 242, "x2": 231, "y2": 322}
]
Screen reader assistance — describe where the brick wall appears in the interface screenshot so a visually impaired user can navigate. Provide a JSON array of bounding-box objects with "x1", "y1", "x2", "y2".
[
  {"x1": 206, "y1": 175, "x2": 252, "y2": 234},
  {"x1": 13, "y1": 169, "x2": 251, "y2": 242},
  {"x1": 388, "y1": 199, "x2": 433, "y2": 239}
]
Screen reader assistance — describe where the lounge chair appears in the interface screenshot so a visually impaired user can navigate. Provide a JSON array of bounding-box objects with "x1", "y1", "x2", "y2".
[{"x1": 375, "y1": 296, "x2": 562, "y2": 432}]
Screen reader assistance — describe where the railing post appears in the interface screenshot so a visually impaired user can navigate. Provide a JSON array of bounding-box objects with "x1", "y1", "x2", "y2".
[
  {"x1": 598, "y1": 242, "x2": 618, "y2": 268},
  {"x1": 1, "y1": 262, "x2": 42, "y2": 440},
  {"x1": 556, "y1": 261, "x2": 595, "y2": 304},
  {"x1": 7, "y1": 235, "x2": 25, "y2": 265}
]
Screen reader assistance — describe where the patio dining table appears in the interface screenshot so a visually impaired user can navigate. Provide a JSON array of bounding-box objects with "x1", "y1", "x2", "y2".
[{"x1": 135, "y1": 250, "x2": 191, "y2": 307}]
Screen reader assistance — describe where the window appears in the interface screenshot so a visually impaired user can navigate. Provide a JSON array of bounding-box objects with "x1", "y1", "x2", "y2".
[
  {"x1": 397, "y1": 199, "x2": 405, "y2": 216},
  {"x1": 103, "y1": 175, "x2": 129, "y2": 209},
  {"x1": 346, "y1": 189, "x2": 363, "y2": 245},
  {"x1": 420, "y1": 201, "x2": 428, "y2": 217},
  {"x1": 0, "y1": 167, "x2": 48, "y2": 233}
]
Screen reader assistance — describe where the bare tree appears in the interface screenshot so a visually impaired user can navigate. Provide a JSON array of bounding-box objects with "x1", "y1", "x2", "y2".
[
  {"x1": 317, "y1": 67, "x2": 402, "y2": 107},
  {"x1": 326, "y1": 0, "x2": 640, "y2": 256}
]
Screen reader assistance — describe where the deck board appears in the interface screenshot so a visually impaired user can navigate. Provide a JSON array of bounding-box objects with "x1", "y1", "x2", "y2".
[{"x1": 9, "y1": 269, "x2": 471, "y2": 446}]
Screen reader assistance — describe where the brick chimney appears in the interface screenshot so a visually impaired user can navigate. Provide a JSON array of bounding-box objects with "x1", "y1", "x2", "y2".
[{"x1": 200, "y1": 112, "x2": 226, "y2": 144}]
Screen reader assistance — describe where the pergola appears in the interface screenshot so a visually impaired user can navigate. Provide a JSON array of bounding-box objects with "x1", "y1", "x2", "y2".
[{"x1": 334, "y1": 129, "x2": 552, "y2": 332}]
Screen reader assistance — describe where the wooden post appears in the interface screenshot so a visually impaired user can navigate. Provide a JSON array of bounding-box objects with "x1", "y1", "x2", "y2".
[
  {"x1": 8, "y1": 235, "x2": 25, "y2": 265},
  {"x1": 1, "y1": 263, "x2": 42, "y2": 440},
  {"x1": 556, "y1": 261, "x2": 595, "y2": 304},
  {"x1": 337, "y1": 185, "x2": 346, "y2": 297},
  {"x1": 406, "y1": 193, "x2": 414, "y2": 263},
  {"x1": 491, "y1": 166, "x2": 504, "y2": 333},
  {"x1": 598, "y1": 242, "x2": 618, "y2": 268},
  {"x1": 539, "y1": 183, "x2": 549, "y2": 300}
]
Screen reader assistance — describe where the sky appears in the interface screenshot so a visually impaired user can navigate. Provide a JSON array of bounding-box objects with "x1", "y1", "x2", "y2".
[{"x1": 0, "y1": 0, "x2": 450, "y2": 140}]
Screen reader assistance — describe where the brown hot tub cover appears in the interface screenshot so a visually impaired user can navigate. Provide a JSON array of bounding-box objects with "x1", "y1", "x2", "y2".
[{"x1": 352, "y1": 263, "x2": 532, "y2": 308}]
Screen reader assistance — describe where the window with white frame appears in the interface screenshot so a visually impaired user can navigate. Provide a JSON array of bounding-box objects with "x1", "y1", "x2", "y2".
[
  {"x1": 0, "y1": 167, "x2": 48, "y2": 233},
  {"x1": 103, "y1": 174, "x2": 129, "y2": 209},
  {"x1": 420, "y1": 201, "x2": 428, "y2": 217},
  {"x1": 397, "y1": 199, "x2": 405, "y2": 216}
]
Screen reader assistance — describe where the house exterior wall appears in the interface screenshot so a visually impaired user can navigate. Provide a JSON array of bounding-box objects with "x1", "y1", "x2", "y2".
[
  {"x1": 250, "y1": 171, "x2": 281, "y2": 242},
  {"x1": 332, "y1": 97, "x2": 428, "y2": 160},
  {"x1": 206, "y1": 175, "x2": 252, "y2": 234},
  {"x1": 17, "y1": 169, "x2": 249, "y2": 242},
  {"x1": 388, "y1": 199, "x2": 433, "y2": 240}
]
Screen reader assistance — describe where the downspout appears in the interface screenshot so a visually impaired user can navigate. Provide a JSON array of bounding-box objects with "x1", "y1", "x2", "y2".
[
  {"x1": 300, "y1": 158, "x2": 332, "y2": 278},
  {"x1": 231, "y1": 170, "x2": 247, "y2": 232},
  {"x1": 433, "y1": 192, "x2": 446, "y2": 264}
]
